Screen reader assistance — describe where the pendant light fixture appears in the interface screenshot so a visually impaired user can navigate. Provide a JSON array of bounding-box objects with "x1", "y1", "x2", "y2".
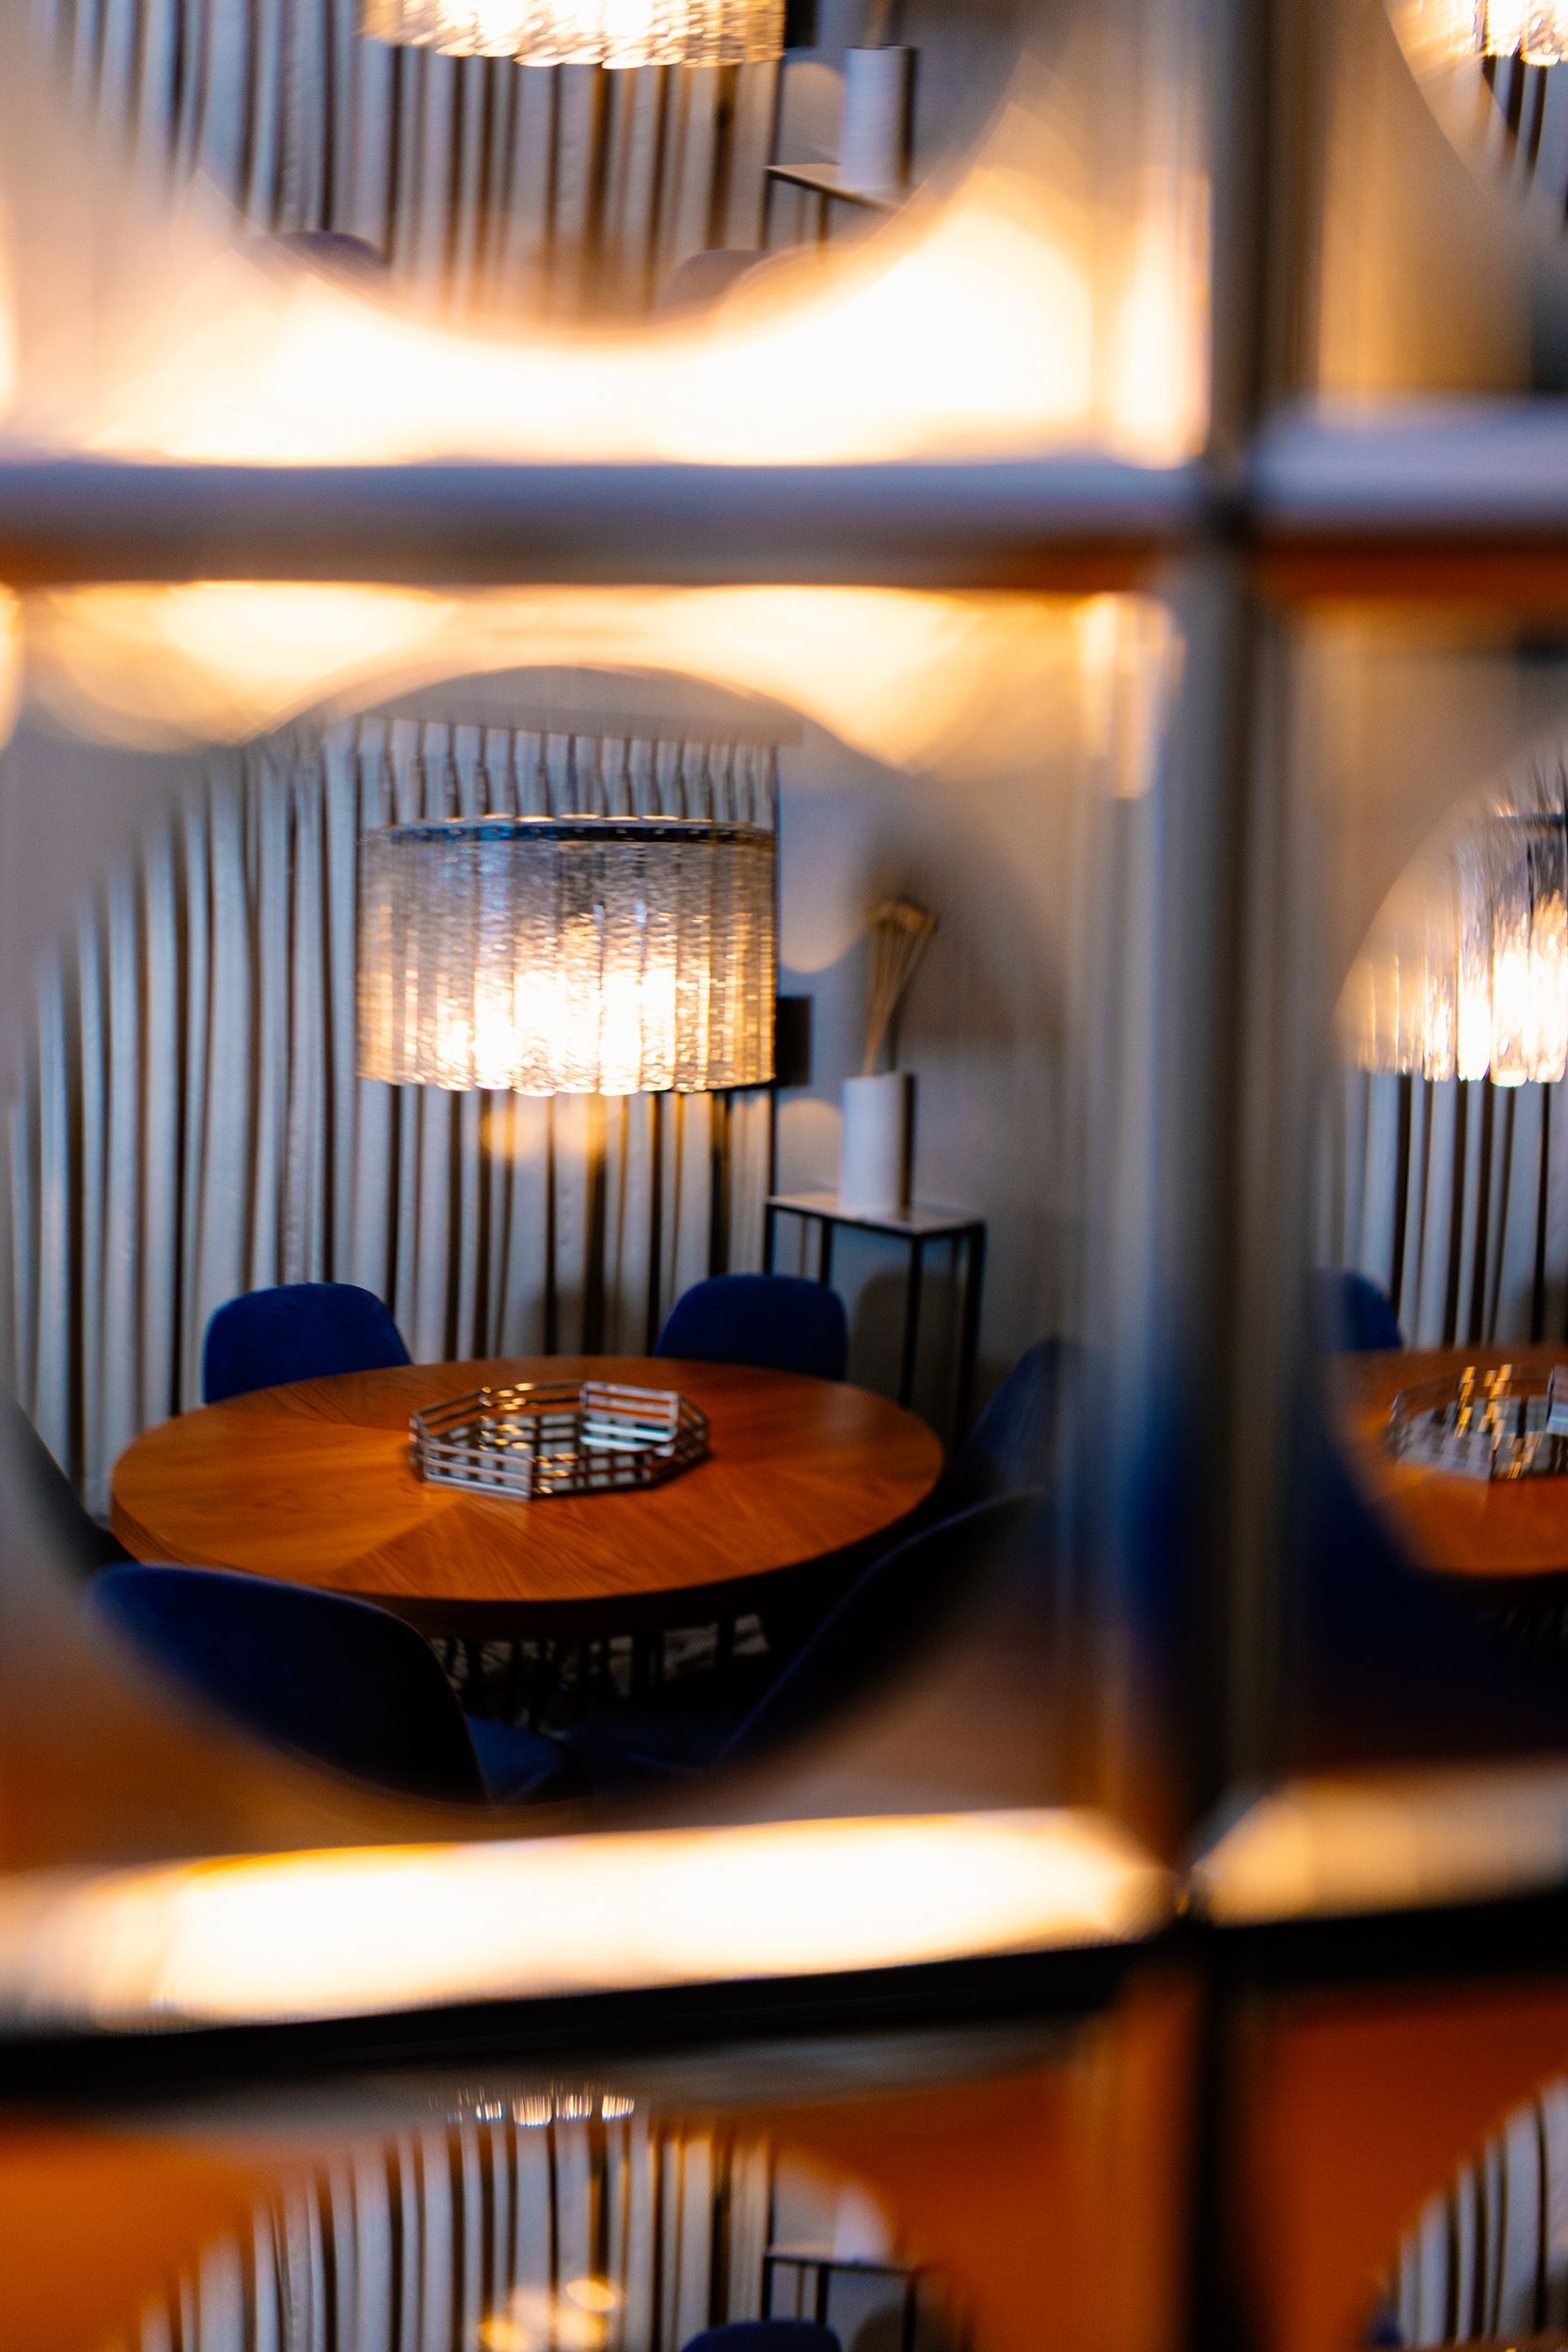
[
  {"x1": 358, "y1": 0, "x2": 784, "y2": 68},
  {"x1": 357, "y1": 815, "x2": 775, "y2": 1097},
  {"x1": 1341, "y1": 809, "x2": 1568, "y2": 1087},
  {"x1": 1473, "y1": 3, "x2": 1568, "y2": 64}
]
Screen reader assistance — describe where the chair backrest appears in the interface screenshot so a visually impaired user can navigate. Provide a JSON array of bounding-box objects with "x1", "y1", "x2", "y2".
[
  {"x1": 655, "y1": 1274, "x2": 848, "y2": 1383},
  {"x1": 89, "y1": 1565, "x2": 485, "y2": 1802},
  {"x1": 202, "y1": 1282, "x2": 411, "y2": 1404},
  {"x1": 1314, "y1": 1268, "x2": 1403, "y2": 1354},
  {"x1": 722, "y1": 1493, "x2": 1038, "y2": 1765},
  {"x1": 940, "y1": 1337, "x2": 1079, "y2": 1513},
  {"x1": 681, "y1": 2327, "x2": 842, "y2": 2352}
]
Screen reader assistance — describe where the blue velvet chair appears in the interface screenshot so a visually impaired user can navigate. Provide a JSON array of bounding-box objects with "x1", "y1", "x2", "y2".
[
  {"x1": 655, "y1": 1275, "x2": 848, "y2": 1383},
  {"x1": 681, "y1": 2328, "x2": 841, "y2": 2352},
  {"x1": 937, "y1": 1337, "x2": 1079, "y2": 1515},
  {"x1": 564, "y1": 1494, "x2": 1037, "y2": 1792},
  {"x1": 89, "y1": 1565, "x2": 572, "y2": 1804},
  {"x1": 1314, "y1": 1268, "x2": 1404, "y2": 1355},
  {"x1": 202, "y1": 1281, "x2": 411, "y2": 1405}
]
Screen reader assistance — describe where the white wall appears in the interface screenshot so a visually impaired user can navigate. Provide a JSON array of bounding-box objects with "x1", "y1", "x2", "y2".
[{"x1": 774, "y1": 729, "x2": 1065, "y2": 1426}]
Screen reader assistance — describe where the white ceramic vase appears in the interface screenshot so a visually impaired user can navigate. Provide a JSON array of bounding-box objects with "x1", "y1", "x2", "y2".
[
  {"x1": 840, "y1": 1070, "x2": 912, "y2": 1216},
  {"x1": 839, "y1": 45, "x2": 912, "y2": 195}
]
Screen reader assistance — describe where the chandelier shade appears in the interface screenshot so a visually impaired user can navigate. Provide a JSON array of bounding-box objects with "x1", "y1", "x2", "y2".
[
  {"x1": 358, "y1": 0, "x2": 784, "y2": 66},
  {"x1": 357, "y1": 815, "x2": 776, "y2": 1098},
  {"x1": 1341, "y1": 811, "x2": 1568, "y2": 1087},
  {"x1": 1473, "y1": 1, "x2": 1568, "y2": 63}
]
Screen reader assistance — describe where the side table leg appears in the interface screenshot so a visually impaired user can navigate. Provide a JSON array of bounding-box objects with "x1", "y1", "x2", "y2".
[
  {"x1": 899, "y1": 1237, "x2": 925, "y2": 1407},
  {"x1": 955, "y1": 1224, "x2": 987, "y2": 1439},
  {"x1": 816, "y1": 1218, "x2": 834, "y2": 1285}
]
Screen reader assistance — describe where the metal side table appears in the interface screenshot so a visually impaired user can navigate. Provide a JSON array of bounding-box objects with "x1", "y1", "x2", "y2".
[
  {"x1": 762, "y1": 2246, "x2": 942, "y2": 2352},
  {"x1": 763, "y1": 1190, "x2": 987, "y2": 1442}
]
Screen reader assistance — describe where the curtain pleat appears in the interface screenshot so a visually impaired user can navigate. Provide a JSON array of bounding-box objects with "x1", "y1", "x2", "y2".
[
  {"x1": 33, "y1": 0, "x2": 788, "y2": 312},
  {"x1": 1321, "y1": 1066, "x2": 1568, "y2": 1349},
  {"x1": 8, "y1": 717, "x2": 776, "y2": 1513},
  {"x1": 1388, "y1": 2079, "x2": 1568, "y2": 2347},
  {"x1": 135, "y1": 2117, "x2": 798, "y2": 2351}
]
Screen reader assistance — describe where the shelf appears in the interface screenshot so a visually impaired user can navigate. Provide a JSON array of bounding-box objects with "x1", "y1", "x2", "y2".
[
  {"x1": 764, "y1": 161, "x2": 904, "y2": 213},
  {"x1": 767, "y1": 1189, "x2": 982, "y2": 1240}
]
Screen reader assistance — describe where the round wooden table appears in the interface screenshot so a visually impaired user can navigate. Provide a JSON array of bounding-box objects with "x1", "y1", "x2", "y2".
[
  {"x1": 109, "y1": 1356, "x2": 944, "y2": 1634},
  {"x1": 1338, "y1": 1343, "x2": 1568, "y2": 1585}
]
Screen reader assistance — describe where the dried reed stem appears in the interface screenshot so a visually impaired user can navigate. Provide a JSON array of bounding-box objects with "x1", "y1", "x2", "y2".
[{"x1": 863, "y1": 896, "x2": 936, "y2": 1074}]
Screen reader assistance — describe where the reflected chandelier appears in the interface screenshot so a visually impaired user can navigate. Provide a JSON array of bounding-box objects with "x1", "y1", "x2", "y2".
[
  {"x1": 359, "y1": 0, "x2": 784, "y2": 66},
  {"x1": 357, "y1": 816, "x2": 776, "y2": 1097},
  {"x1": 1472, "y1": 3, "x2": 1568, "y2": 63},
  {"x1": 1342, "y1": 809, "x2": 1568, "y2": 1087}
]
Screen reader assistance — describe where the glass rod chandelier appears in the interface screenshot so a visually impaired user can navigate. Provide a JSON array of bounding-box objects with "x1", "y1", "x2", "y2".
[
  {"x1": 1341, "y1": 810, "x2": 1568, "y2": 1087},
  {"x1": 1473, "y1": 2, "x2": 1568, "y2": 63},
  {"x1": 357, "y1": 816, "x2": 776, "y2": 1097},
  {"x1": 358, "y1": 0, "x2": 784, "y2": 67}
]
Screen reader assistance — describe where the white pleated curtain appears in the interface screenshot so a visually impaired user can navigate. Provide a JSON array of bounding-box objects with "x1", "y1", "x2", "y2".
[
  {"x1": 1317, "y1": 1067, "x2": 1568, "y2": 1347},
  {"x1": 8, "y1": 717, "x2": 776, "y2": 1514},
  {"x1": 32, "y1": 0, "x2": 784, "y2": 312},
  {"x1": 124, "y1": 2111, "x2": 783, "y2": 2352},
  {"x1": 1388, "y1": 2078, "x2": 1568, "y2": 2345}
]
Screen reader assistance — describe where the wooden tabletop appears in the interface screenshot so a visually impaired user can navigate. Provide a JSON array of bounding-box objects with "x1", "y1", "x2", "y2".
[
  {"x1": 1337, "y1": 1343, "x2": 1568, "y2": 1582},
  {"x1": 109, "y1": 1356, "x2": 943, "y2": 1631}
]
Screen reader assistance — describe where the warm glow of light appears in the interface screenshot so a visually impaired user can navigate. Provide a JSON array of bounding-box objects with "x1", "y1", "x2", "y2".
[
  {"x1": 0, "y1": 1811, "x2": 1166, "y2": 2028},
  {"x1": 1402, "y1": 0, "x2": 1568, "y2": 64},
  {"x1": 357, "y1": 818, "x2": 774, "y2": 1097},
  {"x1": 1194, "y1": 1762, "x2": 1568, "y2": 1922},
  {"x1": 40, "y1": 40, "x2": 1203, "y2": 474},
  {"x1": 361, "y1": 0, "x2": 783, "y2": 65},
  {"x1": 24, "y1": 583, "x2": 1159, "y2": 785},
  {"x1": 1483, "y1": 0, "x2": 1568, "y2": 63},
  {"x1": 1342, "y1": 813, "x2": 1568, "y2": 1087},
  {"x1": 480, "y1": 2285, "x2": 617, "y2": 2352},
  {"x1": 82, "y1": 182, "x2": 1101, "y2": 468}
]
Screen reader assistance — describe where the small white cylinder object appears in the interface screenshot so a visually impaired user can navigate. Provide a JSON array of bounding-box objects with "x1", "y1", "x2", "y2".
[
  {"x1": 838, "y1": 45, "x2": 911, "y2": 195},
  {"x1": 840, "y1": 1071, "x2": 912, "y2": 1217}
]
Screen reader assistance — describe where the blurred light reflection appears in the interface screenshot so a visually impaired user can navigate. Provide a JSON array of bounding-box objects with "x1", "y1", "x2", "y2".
[
  {"x1": 1194, "y1": 1763, "x2": 1568, "y2": 1922},
  {"x1": 0, "y1": 1810, "x2": 1165, "y2": 2027},
  {"x1": 23, "y1": 584, "x2": 1175, "y2": 782}
]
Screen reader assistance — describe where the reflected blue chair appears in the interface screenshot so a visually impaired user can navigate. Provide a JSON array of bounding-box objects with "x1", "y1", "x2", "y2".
[
  {"x1": 655, "y1": 1275, "x2": 848, "y2": 1383},
  {"x1": 937, "y1": 1337, "x2": 1079, "y2": 1515},
  {"x1": 565, "y1": 1494, "x2": 1037, "y2": 1792},
  {"x1": 1315, "y1": 1268, "x2": 1403, "y2": 1355},
  {"x1": 90, "y1": 1565, "x2": 572, "y2": 1804},
  {"x1": 681, "y1": 2328, "x2": 841, "y2": 2352},
  {"x1": 202, "y1": 1281, "x2": 411, "y2": 1405}
]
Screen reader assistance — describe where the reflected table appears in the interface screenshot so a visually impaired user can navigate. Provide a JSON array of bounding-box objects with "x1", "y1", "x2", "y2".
[
  {"x1": 1338, "y1": 1343, "x2": 1568, "y2": 1586},
  {"x1": 109, "y1": 1354, "x2": 943, "y2": 1637}
]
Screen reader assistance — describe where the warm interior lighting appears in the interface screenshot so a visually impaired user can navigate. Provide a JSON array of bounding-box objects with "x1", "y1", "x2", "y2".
[
  {"x1": 360, "y1": 0, "x2": 783, "y2": 65},
  {"x1": 356, "y1": 815, "x2": 775, "y2": 1096},
  {"x1": 1341, "y1": 809, "x2": 1568, "y2": 1086},
  {"x1": 1193, "y1": 1762, "x2": 1568, "y2": 1921},
  {"x1": 0, "y1": 1812, "x2": 1166, "y2": 2027},
  {"x1": 1478, "y1": 0, "x2": 1568, "y2": 63},
  {"x1": 30, "y1": 50, "x2": 1203, "y2": 470},
  {"x1": 23, "y1": 583, "x2": 1170, "y2": 789}
]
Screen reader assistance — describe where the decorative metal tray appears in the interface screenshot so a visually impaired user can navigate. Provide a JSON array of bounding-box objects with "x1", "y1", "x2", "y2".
[
  {"x1": 1385, "y1": 1364, "x2": 1568, "y2": 1483},
  {"x1": 410, "y1": 1380, "x2": 708, "y2": 1500}
]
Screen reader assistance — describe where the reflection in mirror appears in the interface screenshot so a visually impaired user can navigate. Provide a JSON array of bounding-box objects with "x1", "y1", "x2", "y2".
[
  {"x1": 0, "y1": 596, "x2": 1176, "y2": 1820},
  {"x1": 0, "y1": 0, "x2": 1208, "y2": 463},
  {"x1": 1307, "y1": 714, "x2": 1568, "y2": 1771},
  {"x1": 1372, "y1": 2073, "x2": 1568, "y2": 2348},
  {"x1": 20, "y1": 0, "x2": 1022, "y2": 326},
  {"x1": 111, "y1": 2084, "x2": 965, "y2": 2352}
]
